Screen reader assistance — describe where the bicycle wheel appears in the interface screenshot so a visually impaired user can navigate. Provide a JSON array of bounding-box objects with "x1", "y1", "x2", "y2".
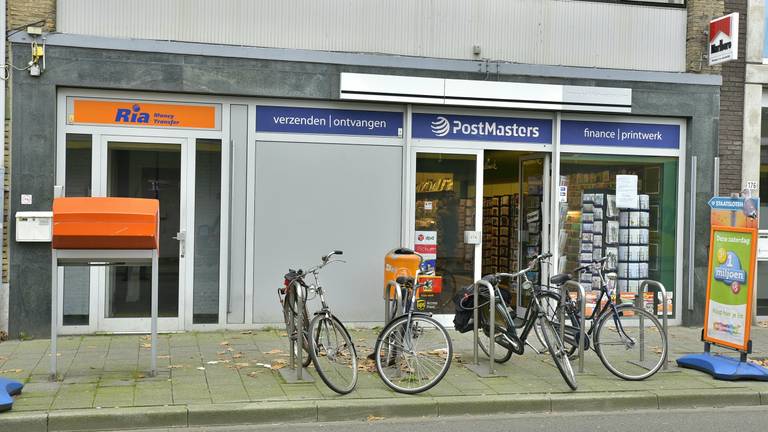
[
  {"x1": 477, "y1": 302, "x2": 514, "y2": 363},
  {"x1": 283, "y1": 286, "x2": 311, "y2": 367},
  {"x1": 309, "y1": 313, "x2": 358, "y2": 394},
  {"x1": 533, "y1": 291, "x2": 582, "y2": 356},
  {"x1": 374, "y1": 314, "x2": 453, "y2": 394},
  {"x1": 594, "y1": 305, "x2": 666, "y2": 381},
  {"x1": 537, "y1": 314, "x2": 577, "y2": 390}
]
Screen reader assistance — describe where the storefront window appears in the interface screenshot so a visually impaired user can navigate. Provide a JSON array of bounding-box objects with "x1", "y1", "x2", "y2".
[
  {"x1": 560, "y1": 154, "x2": 677, "y2": 317},
  {"x1": 63, "y1": 134, "x2": 91, "y2": 326},
  {"x1": 193, "y1": 139, "x2": 221, "y2": 323},
  {"x1": 757, "y1": 107, "x2": 768, "y2": 316}
]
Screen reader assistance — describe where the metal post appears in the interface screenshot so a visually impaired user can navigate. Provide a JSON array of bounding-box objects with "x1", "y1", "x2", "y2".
[
  {"x1": 384, "y1": 281, "x2": 402, "y2": 324},
  {"x1": 487, "y1": 281, "x2": 495, "y2": 375},
  {"x1": 288, "y1": 284, "x2": 296, "y2": 370},
  {"x1": 472, "y1": 282, "x2": 479, "y2": 365},
  {"x1": 636, "y1": 293, "x2": 645, "y2": 363},
  {"x1": 640, "y1": 280, "x2": 670, "y2": 371},
  {"x1": 562, "y1": 281, "x2": 586, "y2": 373},
  {"x1": 296, "y1": 284, "x2": 304, "y2": 381},
  {"x1": 688, "y1": 156, "x2": 697, "y2": 311},
  {"x1": 713, "y1": 156, "x2": 720, "y2": 197},
  {"x1": 151, "y1": 249, "x2": 158, "y2": 377},
  {"x1": 466, "y1": 279, "x2": 505, "y2": 377},
  {"x1": 50, "y1": 251, "x2": 58, "y2": 381}
]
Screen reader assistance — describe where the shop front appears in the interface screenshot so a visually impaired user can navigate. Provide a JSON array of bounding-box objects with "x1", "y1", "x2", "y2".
[
  {"x1": 52, "y1": 86, "x2": 685, "y2": 334},
  {"x1": 8, "y1": 36, "x2": 720, "y2": 336}
]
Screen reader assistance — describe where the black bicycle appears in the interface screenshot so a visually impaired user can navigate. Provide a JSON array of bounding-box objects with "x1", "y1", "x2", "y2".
[
  {"x1": 544, "y1": 257, "x2": 668, "y2": 381},
  {"x1": 471, "y1": 252, "x2": 577, "y2": 390},
  {"x1": 279, "y1": 250, "x2": 358, "y2": 394}
]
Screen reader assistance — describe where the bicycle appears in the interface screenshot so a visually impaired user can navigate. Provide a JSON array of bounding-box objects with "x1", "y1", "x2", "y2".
[
  {"x1": 374, "y1": 250, "x2": 453, "y2": 394},
  {"x1": 279, "y1": 250, "x2": 358, "y2": 394},
  {"x1": 545, "y1": 256, "x2": 668, "y2": 381},
  {"x1": 470, "y1": 252, "x2": 577, "y2": 390}
]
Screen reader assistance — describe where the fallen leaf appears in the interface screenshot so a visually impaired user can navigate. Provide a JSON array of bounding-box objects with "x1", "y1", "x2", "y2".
[
  {"x1": 168, "y1": 364, "x2": 186, "y2": 369},
  {"x1": 219, "y1": 341, "x2": 230, "y2": 346},
  {"x1": 136, "y1": 374, "x2": 145, "y2": 379},
  {"x1": 196, "y1": 367, "x2": 206, "y2": 371},
  {"x1": 758, "y1": 321, "x2": 768, "y2": 328},
  {"x1": 247, "y1": 371, "x2": 261, "y2": 378},
  {"x1": 217, "y1": 351, "x2": 226, "y2": 355},
  {"x1": 158, "y1": 355, "x2": 171, "y2": 360},
  {"x1": 233, "y1": 362, "x2": 250, "y2": 369},
  {"x1": 263, "y1": 349, "x2": 283, "y2": 355},
  {"x1": 357, "y1": 358, "x2": 377, "y2": 373},
  {"x1": 141, "y1": 343, "x2": 152, "y2": 349},
  {"x1": 233, "y1": 353, "x2": 244, "y2": 359},
  {"x1": 255, "y1": 362, "x2": 272, "y2": 369},
  {"x1": 271, "y1": 359, "x2": 287, "y2": 370},
  {"x1": 206, "y1": 360, "x2": 220, "y2": 365},
  {"x1": 0, "y1": 369, "x2": 22, "y2": 374},
  {"x1": 240, "y1": 330, "x2": 253, "y2": 335},
  {"x1": 367, "y1": 415, "x2": 384, "y2": 422}
]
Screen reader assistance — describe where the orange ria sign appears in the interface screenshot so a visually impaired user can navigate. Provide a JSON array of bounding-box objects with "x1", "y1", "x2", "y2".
[{"x1": 70, "y1": 99, "x2": 218, "y2": 129}]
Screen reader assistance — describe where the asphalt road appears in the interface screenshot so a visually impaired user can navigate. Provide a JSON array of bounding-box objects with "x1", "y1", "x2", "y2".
[{"x1": 109, "y1": 406, "x2": 768, "y2": 432}]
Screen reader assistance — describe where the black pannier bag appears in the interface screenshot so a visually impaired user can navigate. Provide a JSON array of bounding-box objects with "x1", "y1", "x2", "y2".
[{"x1": 452, "y1": 276, "x2": 512, "y2": 333}]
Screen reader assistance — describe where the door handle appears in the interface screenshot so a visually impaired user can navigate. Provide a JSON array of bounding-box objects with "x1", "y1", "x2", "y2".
[{"x1": 173, "y1": 230, "x2": 186, "y2": 258}]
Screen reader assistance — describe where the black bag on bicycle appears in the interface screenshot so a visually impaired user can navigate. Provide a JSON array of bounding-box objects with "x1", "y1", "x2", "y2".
[{"x1": 452, "y1": 279, "x2": 512, "y2": 333}]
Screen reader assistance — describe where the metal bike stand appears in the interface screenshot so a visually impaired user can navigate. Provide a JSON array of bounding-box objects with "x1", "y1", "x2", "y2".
[
  {"x1": 465, "y1": 279, "x2": 506, "y2": 378},
  {"x1": 279, "y1": 283, "x2": 314, "y2": 383},
  {"x1": 561, "y1": 281, "x2": 587, "y2": 374},
  {"x1": 629, "y1": 279, "x2": 676, "y2": 373},
  {"x1": 51, "y1": 249, "x2": 159, "y2": 381},
  {"x1": 383, "y1": 280, "x2": 403, "y2": 325}
]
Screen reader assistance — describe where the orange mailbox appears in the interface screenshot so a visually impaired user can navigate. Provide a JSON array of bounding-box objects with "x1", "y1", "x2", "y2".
[
  {"x1": 52, "y1": 197, "x2": 159, "y2": 250},
  {"x1": 384, "y1": 248, "x2": 422, "y2": 299}
]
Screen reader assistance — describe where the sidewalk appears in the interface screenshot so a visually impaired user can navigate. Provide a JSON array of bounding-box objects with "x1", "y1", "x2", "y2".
[{"x1": 1, "y1": 325, "x2": 768, "y2": 431}]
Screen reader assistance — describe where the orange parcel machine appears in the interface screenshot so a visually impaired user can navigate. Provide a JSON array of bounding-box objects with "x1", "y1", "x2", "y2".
[
  {"x1": 50, "y1": 197, "x2": 160, "y2": 380},
  {"x1": 383, "y1": 248, "x2": 442, "y2": 322}
]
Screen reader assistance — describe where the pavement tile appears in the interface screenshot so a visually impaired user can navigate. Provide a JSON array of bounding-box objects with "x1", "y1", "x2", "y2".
[{"x1": 0, "y1": 411, "x2": 47, "y2": 432}]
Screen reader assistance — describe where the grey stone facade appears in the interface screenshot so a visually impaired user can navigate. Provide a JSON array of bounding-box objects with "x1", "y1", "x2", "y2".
[{"x1": 9, "y1": 42, "x2": 720, "y2": 337}]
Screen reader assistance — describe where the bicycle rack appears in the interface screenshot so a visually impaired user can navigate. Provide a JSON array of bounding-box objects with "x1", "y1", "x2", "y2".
[
  {"x1": 630, "y1": 279, "x2": 674, "y2": 372},
  {"x1": 383, "y1": 280, "x2": 403, "y2": 325},
  {"x1": 465, "y1": 279, "x2": 506, "y2": 378},
  {"x1": 280, "y1": 283, "x2": 314, "y2": 384},
  {"x1": 561, "y1": 280, "x2": 587, "y2": 374}
]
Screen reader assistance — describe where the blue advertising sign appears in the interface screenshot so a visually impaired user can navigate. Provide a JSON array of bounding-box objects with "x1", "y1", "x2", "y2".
[
  {"x1": 708, "y1": 197, "x2": 747, "y2": 211},
  {"x1": 255, "y1": 106, "x2": 403, "y2": 137},
  {"x1": 560, "y1": 120, "x2": 680, "y2": 149},
  {"x1": 411, "y1": 113, "x2": 552, "y2": 144}
]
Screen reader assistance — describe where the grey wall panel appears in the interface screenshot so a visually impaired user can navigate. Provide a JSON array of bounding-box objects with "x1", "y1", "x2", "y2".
[
  {"x1": 227, "y1": 105, "x2": 248, "y2": 323},
  {"x1": 252, "y1": 141, "x2": 402, "y2": 324},
  {"x1": 58, "y1": 0, "x2": 686, "y2": 72}
]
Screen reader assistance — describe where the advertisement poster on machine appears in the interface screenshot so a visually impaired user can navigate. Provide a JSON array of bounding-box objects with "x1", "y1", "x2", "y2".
[{"x1": 414, "y1": 231, "x2": 437, "y2": 272}]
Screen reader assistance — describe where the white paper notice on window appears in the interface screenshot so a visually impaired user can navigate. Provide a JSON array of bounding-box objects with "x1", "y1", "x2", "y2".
[{"x1": 615, "y1": 175, "x2": 639, "y2": 209}]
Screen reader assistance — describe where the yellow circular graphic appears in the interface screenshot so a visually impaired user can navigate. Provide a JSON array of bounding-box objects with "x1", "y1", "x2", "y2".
[{"x1": 717, "y1": 247, "x2": 728, "y2": 264}]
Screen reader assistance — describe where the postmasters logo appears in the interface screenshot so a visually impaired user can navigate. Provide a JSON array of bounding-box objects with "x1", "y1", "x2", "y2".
[
  {"x1": 417, "y1": 234, "x2": 425, "y2": 241},
  {"x1": 430, "y1": 116, "x2": 451, "y2": 137},
  {"x1": 70, "y1": 99, "x2": 219, "y2": 130}
]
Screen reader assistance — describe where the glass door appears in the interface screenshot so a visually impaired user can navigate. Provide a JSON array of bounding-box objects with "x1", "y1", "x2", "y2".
[
  {"x1": 412, "y1": 151, "x2": 481, "y2": 318},
  {"x1": 96, "y1": 136, "x2": 188, "y2": 332}
]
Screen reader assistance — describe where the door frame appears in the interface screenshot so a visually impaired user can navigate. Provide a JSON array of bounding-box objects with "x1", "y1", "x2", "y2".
[
  {"x1": 407, "y1": 147, "x2": 484, "y2": 326},
  {"x1": 94, "y1": 134, "x2": 189, "y2": 332},
  {"x1": 516, "y1": 153, "x2": 551, "y2": 316}
]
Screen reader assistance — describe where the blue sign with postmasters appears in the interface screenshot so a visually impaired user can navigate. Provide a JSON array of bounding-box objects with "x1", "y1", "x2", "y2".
[
  {"x1": 412, "y1": 113, "x2": 552, "y2": 144},
  {"x1": 255, "y1": 106, "x2": 403, "y2": 137},
  {"x1": 560, "y1": 120, "x2": 680, "y2": 149}
]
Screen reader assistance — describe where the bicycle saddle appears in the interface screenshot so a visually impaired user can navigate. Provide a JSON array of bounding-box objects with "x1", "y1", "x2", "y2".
[
  {"x1": 284, "y1": 269, "x2": 302, "y2": 280},
  {"x1": 481, "y1": 274, "x2": 499, "y2": 286},
  {"x1": 395, "y1": 276, "x2": 414, "y2": 286},
  {"x1": 550, "y1": 273, "x2": 572, "y2": 286}
]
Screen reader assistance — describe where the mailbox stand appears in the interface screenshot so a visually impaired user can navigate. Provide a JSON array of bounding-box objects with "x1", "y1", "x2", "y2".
[{"x1": 50, "y1": 249, "x2": 159, "y2": 380}]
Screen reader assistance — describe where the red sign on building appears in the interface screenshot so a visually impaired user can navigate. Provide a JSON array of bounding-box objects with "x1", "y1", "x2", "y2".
[{"x1": 709, "y1": 13, "x2": 739, "y2": 66}]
